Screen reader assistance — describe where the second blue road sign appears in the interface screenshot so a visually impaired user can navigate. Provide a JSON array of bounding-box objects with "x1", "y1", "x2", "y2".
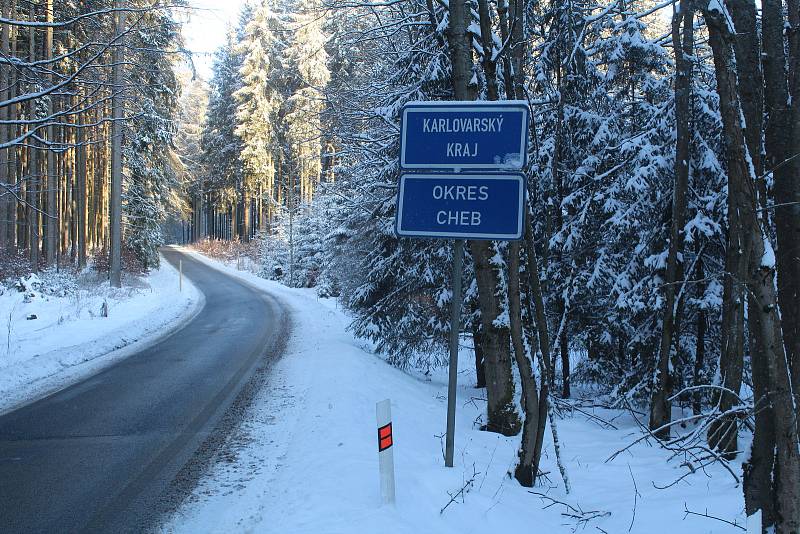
[{"x1": 396, "y1": 174, "x2": 525, "y2": 240}]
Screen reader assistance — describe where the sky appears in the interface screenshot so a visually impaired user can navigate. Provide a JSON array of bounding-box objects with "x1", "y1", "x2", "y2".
[{"x1": 180, "y1": 0, "x2": 248, "y2": 80}]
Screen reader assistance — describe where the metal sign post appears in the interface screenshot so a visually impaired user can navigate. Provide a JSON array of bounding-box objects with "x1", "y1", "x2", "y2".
[
  {"x1": 395, "y1": 100, "x2": 529, "y2": 470},
  {"x1": 445, "y1": 239, "x2": 464, "y2": 467}
]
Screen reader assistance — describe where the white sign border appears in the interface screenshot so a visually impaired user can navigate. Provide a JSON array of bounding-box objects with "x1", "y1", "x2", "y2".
[
  {"x1": 400, "y1": 101, "x2": 530, "y2": 171},
  {"x1": 395, "y1": 173, "x2": 526, "y2": 240}
]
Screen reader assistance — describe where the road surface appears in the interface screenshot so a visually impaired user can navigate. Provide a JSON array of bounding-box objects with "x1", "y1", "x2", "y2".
[{"x1": 0, "y1": 249, "x2": 289, "y2": 533}]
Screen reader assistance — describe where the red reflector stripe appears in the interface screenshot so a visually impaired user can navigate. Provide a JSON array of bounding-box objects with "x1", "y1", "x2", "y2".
[{"x1": 378, "y1": 423, "x2": 393, "y2": 451}]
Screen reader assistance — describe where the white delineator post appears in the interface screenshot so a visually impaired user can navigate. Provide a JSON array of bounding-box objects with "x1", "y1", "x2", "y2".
[
  {"x1": 376, "y1": 399, "x2": 395, "y2": 504},
  {"x1": 179, "y1": 259, "x2": 183, "y2": 292}
]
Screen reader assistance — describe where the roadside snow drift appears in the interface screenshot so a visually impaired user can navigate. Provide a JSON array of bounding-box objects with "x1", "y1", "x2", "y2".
[{"x1": 167, "y1": 252, "x2": 744, "y2": 534}]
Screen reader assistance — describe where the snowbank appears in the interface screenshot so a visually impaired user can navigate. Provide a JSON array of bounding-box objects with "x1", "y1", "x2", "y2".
[
  {"x1": 0, "y1": 253, "x2": 203, "y2": 413},
  {"x1": 166, "y1": 252, "x2": 743, "y2": 533}
]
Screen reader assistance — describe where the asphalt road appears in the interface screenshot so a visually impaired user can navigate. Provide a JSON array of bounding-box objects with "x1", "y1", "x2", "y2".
[{"x1": 0, "y1": 249, "x2": 289, "y2": 533}]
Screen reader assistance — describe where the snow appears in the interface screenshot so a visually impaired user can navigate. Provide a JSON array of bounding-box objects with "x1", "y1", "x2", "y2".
[
  {"x1": 707, "y1": 0, "x2": 724, "y2": 15},
  {"x1": 760, "y1": 236, "x2": 776, "y2": 269},
  {"x1": 0, "y1": 253, "x2": 203, "y2": 414},
  {"x1": 165, "y1": 252, "x2": 744, "y2": 534},
  {"x1": 707, "y1": 0, "x2": 736, "y2": 33},
  {"x1": 747, "y1": 510, "x2": 762, "y2": 533}
]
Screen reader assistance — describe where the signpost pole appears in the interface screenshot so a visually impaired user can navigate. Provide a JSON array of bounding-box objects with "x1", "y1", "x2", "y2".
[{"x1": 445, "y1": 239, "x2": 464, "y2": 468}]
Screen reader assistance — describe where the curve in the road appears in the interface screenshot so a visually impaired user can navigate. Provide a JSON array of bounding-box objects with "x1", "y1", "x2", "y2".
[{"x1": 0, "y1": 249, "x2": 289, "y2": 533}]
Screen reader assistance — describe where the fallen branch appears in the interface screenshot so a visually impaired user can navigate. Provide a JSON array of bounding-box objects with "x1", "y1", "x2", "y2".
[
  {"x1": 627, "y1": 463, "x2": 640, "y2": 532},
  {"x1": 607, "y1": 400, "x2": 749, "y2": 487},
  {"x1": 683, "y1": 503, "x2": 746, "y2": 531},
  {"x1": 553, "y1": 397, "x2": 619, "y2": 430},
  {"x1": 440, "y1": 465, "x2": 479, "y2": 514},
  {"x1": 529, "y1": 491, "x2": 611, "y2": 529}
]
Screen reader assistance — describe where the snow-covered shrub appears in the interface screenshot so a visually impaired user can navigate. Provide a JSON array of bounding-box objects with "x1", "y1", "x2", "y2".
[{"x1": 0, "y1": 250, "x2": 31, "y2": 282}]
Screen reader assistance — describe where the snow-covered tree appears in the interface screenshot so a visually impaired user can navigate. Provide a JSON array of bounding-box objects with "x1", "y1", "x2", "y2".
[
  {"x1": 123, "y1": 2, "x2": 184, "y2": 269},
  {"x1": 202, "y1": 23, "x2": 247, "y2": 239}
]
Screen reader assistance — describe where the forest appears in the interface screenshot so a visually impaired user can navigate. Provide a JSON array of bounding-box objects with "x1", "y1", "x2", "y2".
[
  {"x1": 0, "y1": 0, "x2": 183, "y2": 284},
  {"x1": 1, "y1": 0, "x2": 799, "y2": 531}
]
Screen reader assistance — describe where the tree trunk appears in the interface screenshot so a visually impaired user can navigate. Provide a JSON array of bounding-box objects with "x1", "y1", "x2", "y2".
[
  {"x1": 745, "y1": 236, "x2": 800, "y2": 534},
  {"x1": 472, "y1": 241, "x2": 521, "y2": 435},
  {"x1": 693, "y1": 254, "x2": 706, "y2": 416},
  {"x1": 559, "y1": 320, "x2": 569, "y2": 398},
  {"x1": 711, "y1": 8, "x2": 748, "y2": 455},
  {"x1": 728, "y1": 0, "x2": 764, "y2": 181},
  {"x1": 445, "y1": 0, "x2": 474, "y2": 101},
  {"x1": 785, "y1": 0, "x2": 800, "y2": 434},
  {"x1": 6, "y1": 0, "x2": 16, "y2": 250},
  {"x1": 0, "y1": 0, "x2": 9, "y2": 251},
  {"x1": 509, "y1": 0, "x2": 525, "y2": 101},
  {"x1": 763, "y1": 0, "x2": 800, "y2": 427},
  {"x1": 77, "y1": 121, "x2": 87, "y2": 269},
  {"x1": 449, "y1": 0, "x2": 519, "y2": 435},
  {"x1": 44, "y1": 0, "x2": 55, "y2": 267},
  {"x1": 495, "y1": 0, "x2": 515, "y2": 99},
  {"x1": 240, "y1": 190, "x2": 249, "y2": 242},
  {"x1": 476, "y1": 0, "x2": 499, "y2": 101},
  {"x1": 725, "y1": 11, "x2": 771, "y2": 484},
  {"x1": 744, "y1": 297, "x2": 777, "y2": 529},
  {"x1": 650, "y1": 3, "x2": 694, "y2": 439},
  {"x1": 470, "y1": 312, "x2": 486, "y2": 388},
  {"x1": 705, "y1": 7, "x2": 800, "y2": 531},
  {"x1": 197, "y1": 193, "x2": 204, "y2": 241},
  {"x1": 109, "y1": 1, "x2": 125, "y2": 287},
  {"x1": 92, "y1": 112, "x2": 104, "y2": 250},
  {"x1": 27, "y1": 5, "x2": 38, "y2": 272},
  {"x1": 547, "y1": 65, "x2": 565, "y2": 387},
  {"x1": 508, "y1": 241, "x2": 540, "y2": 486},
  {"x1": 523, "y1": 216, "x2": 553, "y2": 487}
]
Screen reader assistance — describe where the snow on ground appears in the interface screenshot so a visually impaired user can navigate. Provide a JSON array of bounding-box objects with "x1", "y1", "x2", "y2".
[
  {"x1": 0, "y1": 250, "x2": 203, "y2": 413},
  {"x1": 166, "y1": 250, "x2": 744, "y2": 534}
]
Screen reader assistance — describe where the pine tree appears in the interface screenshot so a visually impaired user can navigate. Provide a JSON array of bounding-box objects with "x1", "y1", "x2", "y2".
[{"x1": 121, "y1": 1, "x2": 183, "y2": 270}]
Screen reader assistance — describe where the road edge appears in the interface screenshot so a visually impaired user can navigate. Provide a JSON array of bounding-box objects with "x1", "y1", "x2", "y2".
[{"x1": 152, "y1": 252, "x2": 294, "y2": 532}]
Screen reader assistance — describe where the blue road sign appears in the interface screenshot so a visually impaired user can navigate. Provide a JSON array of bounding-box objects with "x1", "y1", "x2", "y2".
[
  {"x1": 396, "y1": 174, "x2": 525, "y2": 240},
  {"x1": 400, "y1": 100, "x2": 529, "y2": 171}
]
